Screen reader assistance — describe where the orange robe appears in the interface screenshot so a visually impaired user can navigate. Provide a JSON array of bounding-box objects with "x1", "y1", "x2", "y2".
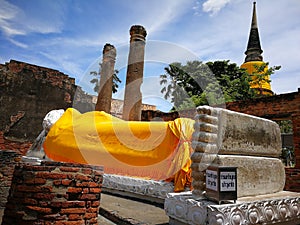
[{"x1": 43, "y1": 108, "x2": 194, "y2": 191}]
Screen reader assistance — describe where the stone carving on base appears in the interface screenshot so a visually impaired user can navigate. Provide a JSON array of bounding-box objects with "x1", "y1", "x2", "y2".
[
  {"x1": 165, "y1": 192, "x2": 300, "y2": 225},
  {"x1": 208, "y1": 197, "x2": 300, "y2": 225},
  {"x1": 103, "y1": 174, "x2": 176, "y2": 203}
]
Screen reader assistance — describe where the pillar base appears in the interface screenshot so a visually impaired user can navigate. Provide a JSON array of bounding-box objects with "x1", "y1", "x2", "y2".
[
  {"x1": 165, "y1": 191, "x2": 300, "y2": 225},
  {"x1": 103, "y1": 174, "x2": 178, "y2": 204}
]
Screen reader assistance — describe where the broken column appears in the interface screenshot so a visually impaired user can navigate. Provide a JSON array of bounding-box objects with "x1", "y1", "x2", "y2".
[
  {"x1": 95, "y1": 43, "x2": 117, "y2": 113},
  {"x1": 123, "y1": 25, "x2": 147, "y2": 121}
]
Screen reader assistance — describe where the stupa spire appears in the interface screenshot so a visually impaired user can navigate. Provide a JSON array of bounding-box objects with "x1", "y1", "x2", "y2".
[{"x1": 244, "y1": 1, "x2": 263, "y2": 62}]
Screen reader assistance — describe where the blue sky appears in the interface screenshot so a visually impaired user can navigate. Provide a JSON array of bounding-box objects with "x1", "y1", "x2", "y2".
[{"x1": 1, "y1": 0, "x2": 300, "y2": 111}]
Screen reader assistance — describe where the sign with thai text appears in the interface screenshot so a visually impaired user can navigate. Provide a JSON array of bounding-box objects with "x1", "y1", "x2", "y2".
[
  {"x1": 206, "y1": 169, "x2": 218, "y2": 191},
  {"x1": 220, "y1": 171, "x2": 236, "y2": 192},
  {"x1": 205, "y1": 166, "x2": 237, "y2": 203}
]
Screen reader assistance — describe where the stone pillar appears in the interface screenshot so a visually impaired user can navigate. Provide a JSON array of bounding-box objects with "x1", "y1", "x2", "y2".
[
  {"x1": 1, "y1": 161, "x2": 103, "y2": 225},
  {"x1": 95, "y1": 43, "x2": 117, "y2": 113},
  {"x1": 123, "y1": 25, "x2": 147, "y2": 121},
  {"x1": 0, "y1": 150, "x2": 21, "y2": 211}
]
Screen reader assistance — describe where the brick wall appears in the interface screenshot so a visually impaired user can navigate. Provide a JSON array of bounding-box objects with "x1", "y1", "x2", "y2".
[
  {"x1": 0, "y1": 59, "x2": 75, "y2": 87},
  {"x1": 1, "y1": 161, "x2": 103, "y2": 225},
  {"x1": 0, "y1": 150, "x2": 22, "y2": 210},
  {"x1": 0, "y1": 60, "x2": 95, "y2": 145},
  {"x1": 0, "y1": 132, "x2": 32, "y2": 155},
  {"x1": 285, "y1": 168, "x2": 300, "y2": 192}
]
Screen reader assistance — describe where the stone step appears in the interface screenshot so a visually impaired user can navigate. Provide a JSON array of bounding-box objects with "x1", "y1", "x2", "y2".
[{"x1": 100, "y1": 193, "x2": 169, "y2": 225}]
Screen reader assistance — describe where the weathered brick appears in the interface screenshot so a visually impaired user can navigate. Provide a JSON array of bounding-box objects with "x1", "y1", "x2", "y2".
[
  {"x1": 81, "y1": 168, "x2": 92, "y2": 175},
  {"x1": 60, "y1": 208, "x2": 86, "y2": 214},
  {"x1": 17, "y1": 185, "x2": 42, "y2": 193},
  {"x1": 47, "y1": 173, "x2": 68, "y2": 180},
  {"x1": 50, "y1": 201, "x2": 63, "y2": 208},
  {"x1": 35, "y1": 171, "x2": 51, "y2": 178},
  {"x1": 68, "y1": 213, "x2": 83, "y2": 221},
  {"x1": 39, "y1": 201, "x2": 49, "y2": 207},
  {"x1": 84, "y1": 212, "x2": 97, "y2": 219},
  {"x1": 75, "y1": 174, "x2": 90, "y2": 181},
  {"x1": 61, "y1": 201, "x2": 85, "y2": 208},
  {"x1": 78, "y1": 181, "x2": 99, "y2": 187},
  {"x1": 43, "y1": 214, "x2": 67, "y2": 221},
  {"x1": 59, "y1": 167, "x2": 80, "y2": 172},
  {"x1": 67, "y1": 187, "x2": 82, "y2": 193},
  {"x1": 26, "y1": 205, "x2": 52, "y2": 214},
  {"x1": 24, "y1": 178, "x2": 47, "y2": 185},
  {"x1": 23, "y1": 198, "x2": 38, "y2": 205},
  {"x1": 89, "y1": 187, "x2": 101, "y2": 193},
  {"x1": 82, "y1": 188, "x2": 89, "y2": 193},
  {"x1": 93, "y1": 170, "x2": 104, "y2": 176},
  {"x1": 86, "y1": 207, "x2": 98, "y2": 213},
  {"x1": 61, "y1": 179, "x2": 72, "y2": 186},
  {"x1": 91, "y1": 201, "x2": 100, "y2": 207},
  {"x1": 54, "y1": 221, "x2": 85, "y2": 225},
  {"x1": 53, "y1": 179, "x2": 62, "y2": 186},
  {"x1": 67, "y1": 174, "x2": 75, "y2": 179},
  {"x1": 79, "y1": 194, "x2": 100, "y2": 200}
]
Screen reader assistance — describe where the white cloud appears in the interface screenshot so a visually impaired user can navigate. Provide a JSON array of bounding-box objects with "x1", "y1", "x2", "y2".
[
  {"x1": 8, "y1": 38, "x2": 28, "y2": 48},
  {"x1": 0, "y1": 0, "x2": 24, "y2": 36},
  {"x1": 144, "y1": 0, "x2": 192, "y2": 34},
  {"x1": 0, "y1": 0, "x2": 65, "y2": 38},
  {"x1": 115, "y1": 0, "x2": 193, "y2": 36},
  {"x1": 0, "y1": 0, "x2": 19, "y2": 20},
  {"x1": 202, "y1": 0, "x2": 231, "y2": 16},
  {"x1": 1, "y1": 24, "x2": 25, "y2": 36}
]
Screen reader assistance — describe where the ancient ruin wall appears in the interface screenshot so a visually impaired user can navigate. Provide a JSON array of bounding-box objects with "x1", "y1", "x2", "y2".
[
  {"x1": 1, "y1": 160, "x2": 103, "y2": 225},
  {"x1": 0, "y1": 60, "x2": 93, "y2": 146},
  {"x1": 0, "y1": 150, "x2": 22, "y2": 211}
]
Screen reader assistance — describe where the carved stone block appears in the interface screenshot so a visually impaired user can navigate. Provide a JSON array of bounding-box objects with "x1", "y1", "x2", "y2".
[
  {"x1": 211, "y1": 155, "x2": 285, "y2": 197},
  {"x1": 217, "y1": 108, "x2": 282, "y2": 157},
  {"x1": 193, "y1": 106, "x2": 282, "y2": 157},
  {"x1": 165, "y1": 192, "x2": 300, "y2": 225}
]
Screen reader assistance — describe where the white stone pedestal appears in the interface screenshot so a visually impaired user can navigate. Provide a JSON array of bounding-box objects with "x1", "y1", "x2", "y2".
[
  {"x1": 165, "y1": 191, "x2": 300, "y2": 225},
  {"x1": 102, "y1": 174, "x2": 176, "y2": 204}
]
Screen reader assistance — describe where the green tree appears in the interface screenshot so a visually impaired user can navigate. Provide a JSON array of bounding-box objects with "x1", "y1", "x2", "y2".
[
  {"x1": 160, "y1": 60, "x2": 257, "y2": 110},
  {"x1": 277, "y1": 120, "x2": 293, "y2": 133},
  {"x1": 90, "y1": 63, "x2": 121, "y2": 94},
  {"x1": 206, "y1": 61, "x2": 256, "y2": 102},
  {"x1": 251, "y1": 62, "x2": 281, "y2": 96},
  {"x1": 160, "y1": 60, "x2": 281, "y2": 110}
]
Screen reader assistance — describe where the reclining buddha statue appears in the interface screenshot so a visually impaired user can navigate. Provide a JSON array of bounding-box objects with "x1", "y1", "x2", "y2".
[{"x1": 41, "y1": 108, "x2": 195, "y2": 192}]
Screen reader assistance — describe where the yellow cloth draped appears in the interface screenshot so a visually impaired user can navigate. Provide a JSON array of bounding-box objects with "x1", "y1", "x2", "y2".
[{"x1": 43, "y1": 108, "x2": 194, "y2": 192}]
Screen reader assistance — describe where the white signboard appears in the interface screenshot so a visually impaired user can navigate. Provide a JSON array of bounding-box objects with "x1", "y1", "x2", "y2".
[
  {"x1": 220, "y1": 171, "x2": 236, "y2": 192},
  {"x1": 206, "y1": 169, "x2": 218, "y2": 191}
]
